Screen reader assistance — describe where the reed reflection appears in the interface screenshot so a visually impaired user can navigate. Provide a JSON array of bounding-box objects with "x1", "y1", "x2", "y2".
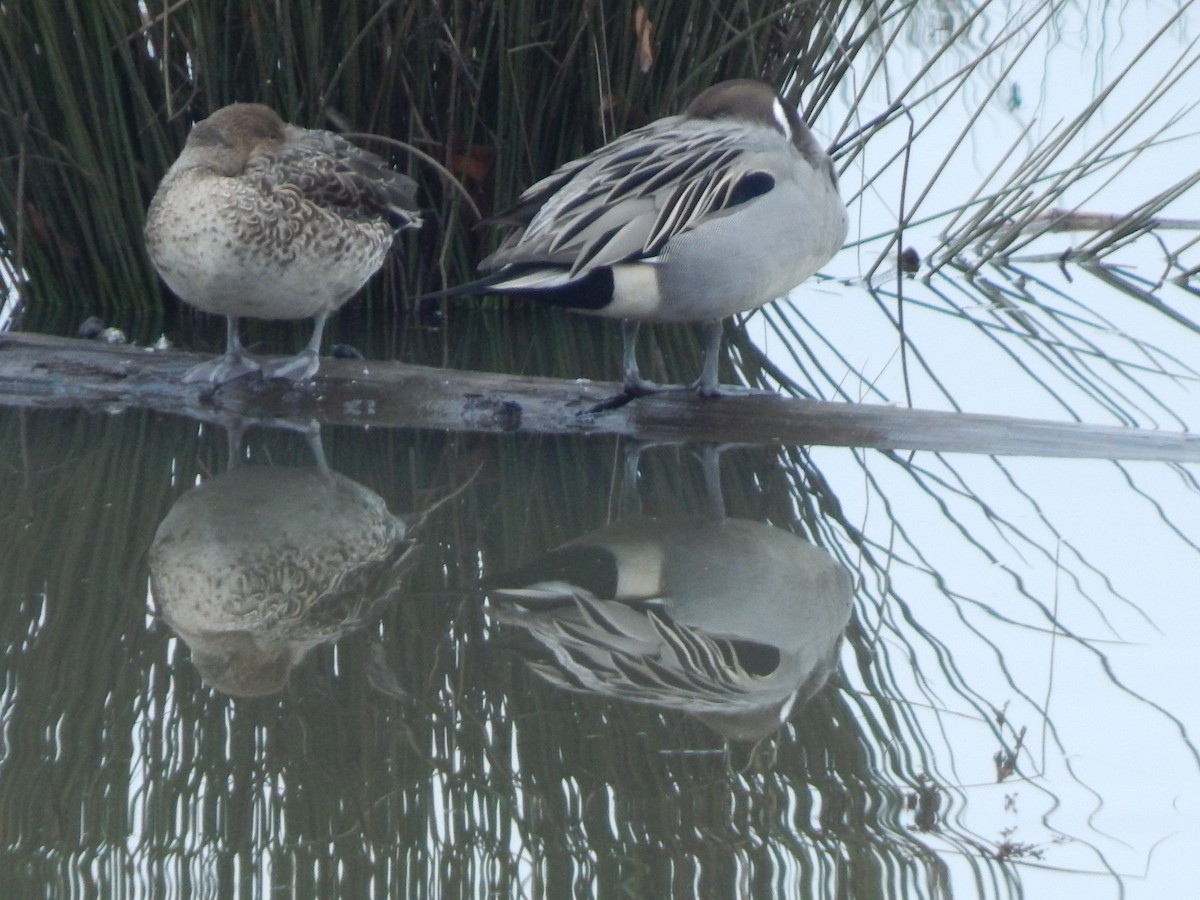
[
  {"x1": 148, "y1": 425, "x2": 419, "y2": 696},
  {"x1": 488, "y1": 444, "x2": 853, "y2": 741}
]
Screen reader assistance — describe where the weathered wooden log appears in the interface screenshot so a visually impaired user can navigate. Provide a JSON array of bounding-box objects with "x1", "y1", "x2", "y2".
[{"x1": 2, "y1": 331, "x2": 1198, "y2": 461}]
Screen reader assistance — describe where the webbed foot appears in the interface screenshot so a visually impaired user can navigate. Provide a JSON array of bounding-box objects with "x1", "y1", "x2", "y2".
[
  {"x1": 182, "y1": 352, "x2": 260, "y2": 384},
  {"x1": 261, "y1": 349, "x2": 320, "y2": 382}
]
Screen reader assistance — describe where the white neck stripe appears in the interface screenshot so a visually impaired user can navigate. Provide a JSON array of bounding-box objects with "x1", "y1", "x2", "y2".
[{"x1": 772, "y1": 98, "x2": 793, "y2": 141}]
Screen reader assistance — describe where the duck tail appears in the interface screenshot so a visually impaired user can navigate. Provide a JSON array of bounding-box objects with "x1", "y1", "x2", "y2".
[
  {"x1": 409, "y1": 273, "x2": 511, "y2": 303},
  {"x1": 413, "y1": 265, "x2": 615, "y2": 309}
]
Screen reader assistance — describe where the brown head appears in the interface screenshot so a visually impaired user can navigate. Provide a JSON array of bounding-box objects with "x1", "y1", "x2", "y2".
[
  {"x1": 684, "y1": 79, "x2": 832, "y2": 178},
  {"x1": 182, "y1": 103, "x2": 287, "y2": 176}
]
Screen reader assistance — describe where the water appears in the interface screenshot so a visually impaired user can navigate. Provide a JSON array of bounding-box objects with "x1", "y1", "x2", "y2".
[
  {"x1": 3, "y1": 2, "x2": 1200, "y2": 896},
  {"x1": 0, "y1": 400, "x2": 1196, "y2": 897}
]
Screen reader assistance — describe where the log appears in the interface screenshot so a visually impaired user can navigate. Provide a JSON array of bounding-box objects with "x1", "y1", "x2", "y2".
[{"x1": 2, "y1": 331, "x2": 1198, "y2": 461}]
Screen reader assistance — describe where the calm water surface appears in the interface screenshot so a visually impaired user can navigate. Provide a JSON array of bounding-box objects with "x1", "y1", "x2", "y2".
[
  {"x1": 1, "y1": 402, "x2": 1196, "y2": 897},
  {"x1": 4, "y1": 4, "x2": 1199, "y2": 897}
]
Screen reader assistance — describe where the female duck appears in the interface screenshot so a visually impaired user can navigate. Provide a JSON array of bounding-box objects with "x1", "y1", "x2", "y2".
[{"x1": 145, "y1": 103, "x2": 421, "y2": 383}]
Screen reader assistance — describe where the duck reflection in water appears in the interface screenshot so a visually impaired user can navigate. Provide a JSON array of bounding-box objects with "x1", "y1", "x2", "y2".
[
  {"x1": 487, "y1": 445, "x2": 853, "y2": 743},
  {"x1": 148, "y1": 425, "x2": 419, "y2": 696}
]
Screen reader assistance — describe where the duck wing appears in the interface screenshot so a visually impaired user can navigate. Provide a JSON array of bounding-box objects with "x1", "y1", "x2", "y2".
[
  {"x1": 254, "y1": 127, "x2": 421, "y2": 231},
  {"x1": 482, "y1": 119, "x2": 777, "y2": 277}
]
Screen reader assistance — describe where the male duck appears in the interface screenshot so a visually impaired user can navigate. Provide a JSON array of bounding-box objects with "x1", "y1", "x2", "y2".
[{"x1": 462, "y1": 79, "x2": 847, "y2": 396}]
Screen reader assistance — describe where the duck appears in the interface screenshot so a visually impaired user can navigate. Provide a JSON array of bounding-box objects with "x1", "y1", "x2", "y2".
[
  {"x1": 148, "y1": 447, "x2": 418, "y2": 696},
  {"x1": 488, "y1": 515, "x2": 853, "y2": 742},
  {"x1": 444, "y1": 79, "x2": 846, "y2": 397},
  {"x1": 145, "y1": 103, "x2": 421, "y2": 383},
  {"x1": 486, "y1": 443, "x2": 854, "y2": 742}
]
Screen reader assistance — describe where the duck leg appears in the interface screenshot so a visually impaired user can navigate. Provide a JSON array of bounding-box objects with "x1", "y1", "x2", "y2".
[
  {"x1": 182, "y1": 316, "x2": 260, "y2": 384},
  {"x1": 689, "y1": 320, "x2": 724, "y2": 397},
  {"x1": 262, "y1": 312, "x2": 328, "y2": 382},
  {"x1": 593, "y1": 318, "x2": 721, "y2": 413},
  {"x1": 697, "y1": 443, "x2": 727, "y2": 519},
  {"x1": 619, "y1": 319, "x2": 660, "y2": 396}
]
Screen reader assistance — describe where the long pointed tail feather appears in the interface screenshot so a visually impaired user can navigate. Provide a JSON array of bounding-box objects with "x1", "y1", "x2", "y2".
[
  {"x1": 410, "y1": 273, "x2": 510, "y2": 302},
  {"x1": 413, "y1": 266, "x2": 613, "y2": 311}
]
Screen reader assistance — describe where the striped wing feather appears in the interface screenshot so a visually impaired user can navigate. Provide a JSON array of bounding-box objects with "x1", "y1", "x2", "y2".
[{"x1": 483, "y1": 123, "x2": 769, "y2": 276}]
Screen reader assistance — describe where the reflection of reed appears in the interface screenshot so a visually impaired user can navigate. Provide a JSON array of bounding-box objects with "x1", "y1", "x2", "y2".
[
  {"x1": 0, "y1": 410, "x2": 1075, "y2": 897},
  {"x1": 149, "y1": 460, "x2": 417, "y2": 696},
  {"x1": 488, "y1": 445, "x2": 853, "y2": 741}
]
